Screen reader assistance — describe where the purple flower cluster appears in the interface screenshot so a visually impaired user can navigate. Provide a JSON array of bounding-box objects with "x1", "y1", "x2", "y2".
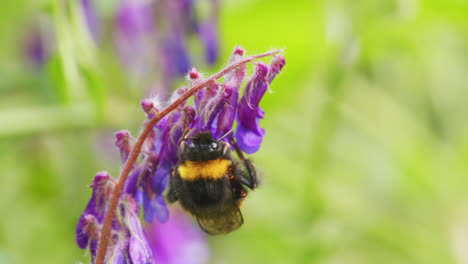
[
  {"x1": 80, "y1": 0, "x2": 101, "y2": 42},
  {"x1": 76, "y1": 47, "x2": 285, "y2": 263},
  {"x1": 24, "y1": 19, "x2": 54, "y2": 68},
  {"x1": 115, "y1": 0, "x2": 221, "y2": 91},
  {"x1": 25, "y1": 0, "x2": 219, "y2": 93},
  {"x1": 145, "y1": 207, "x2": 210, "y2": 264}
]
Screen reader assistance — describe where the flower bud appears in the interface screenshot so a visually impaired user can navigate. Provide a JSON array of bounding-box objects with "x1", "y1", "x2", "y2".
[{"x1": 115, "y1": 130, "x2": 134, "y2": 164}]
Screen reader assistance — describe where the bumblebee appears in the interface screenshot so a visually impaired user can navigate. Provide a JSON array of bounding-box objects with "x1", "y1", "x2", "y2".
[{"x1": 167, "y1": 132, "x2": 257, "y2": 235}]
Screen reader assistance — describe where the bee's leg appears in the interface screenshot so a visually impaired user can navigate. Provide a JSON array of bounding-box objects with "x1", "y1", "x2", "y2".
[
  {"x1": 241, "y1": 159, "x2": 257, "y2": 190},
  {"x1": 166, "y1": 170, "x2": 179, "y2": 203},
  {"x1": 167, "y1": 188, "x2": 178, "y2": 203},
  {"x1": 180, "y1": 127, "x2": 191, "y2": 144},
  {"x1": 229, "y1": 138, "x2": 257, "y2": 190}
]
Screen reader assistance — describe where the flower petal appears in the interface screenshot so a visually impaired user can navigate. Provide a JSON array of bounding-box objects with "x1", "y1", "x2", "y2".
[
  {"x1": 235, "y1": 122, "x2": 265, "y2": 154},
  {"x1": 235, "y1": 63, "x2": 269, "y2": 153},
  {"x1": 121, "y1": 195, "x2": 154, "y2": 264},
  {"x1": 80, "y1": 0, "x2": 101, "y2": 42},
  {"x1": 115, "y1": 130, "x2": 134, "y2": 164},
  {"x1": 145, "y1": 207, "x2": 210, "y2": 264},
  {"x1": 115, "y1": 0, "x2": 157, "y2": 75},
  {"x1": 199, "y1": 21, "x2": 218, "y2": 65}
]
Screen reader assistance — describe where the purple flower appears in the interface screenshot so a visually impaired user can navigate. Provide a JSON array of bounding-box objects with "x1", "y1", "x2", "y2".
[
  {"x1": 180, "y1": 0, "x2": 199, "y2": 33},
  {"x1": 24, "y1": 23, "x2": 53, "y2": 68},
  {"x1": 122, "y1": 195, "x2": 153, "y2": 264},
  {"x1": 80, "y1": 0, "x2": 101, "y2": 42},
  {"x1": 105, "y1": 233, "x2": 130, "y2": 264},
  {"x1": 76, "y1": 214, "x2": 100, "y2": 250},
  {"x1": 124, "y1": 164, "x2": 144, "y2": 196},
  {"x1": 214, "y1": 47, "x2": 246, "y2": 139},
  {"x1": 119, "y1": 94, "x2": 197, "y2": 224},
  {"x1": 81, "y1": 172, "x2": 115, "y2": 222},
  {"x1": 199, "y1": 21, "x2": 219, "y2": 65},
  {"x1": 98, "y1": 195, "x2": 154, "y2": 263},
  {"x1": 115, "y1": 130, "x2": 134, "y2": 164},
  {"x1": 76, "y1": 47, "x2": 285, "y2": 264},
  {"x1": 235, "y1": 63, "x2": 269, "y2": 154},
  {"x1": 226, "y1": 46, "x2": 247, "y2": 87},
  {"x1": 198, "y1": 0, "x2": 220, "y2": 65},
  {"x1": 267, "y1": 55, "x2": 286, "y2": 83},
  {"x1": 235, "y1": 56, "x2": 285, "y2": 154},
  {"x1": 76, "y1": 171, "x2": 115, "y2": 259},
  {"x1": 191, "y1": 83, "x2": 232, "y2": 135},
  {"x1": 162, "y1": 34, "x2": 191, "y2": 78},
  {"x1": 141, "y1": 99, "x2": 160, "y2": 119},
  {"x1": 145, "y1": 106, "x2": 194, "y2": 222},
  {"x1": 113, "y1": 0, "x2": 222, "y2": 95},
  {"x1": 145, "y1": 207, "x2": 210, "y2": 264},
  {"x1": 115, "y1": 0, "x2": 157, "y2": 76}
]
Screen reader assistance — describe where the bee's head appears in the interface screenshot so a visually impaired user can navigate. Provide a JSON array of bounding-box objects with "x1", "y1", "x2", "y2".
[{"x1": 179, "y1": 132, "x2": 230, "y2": 161}]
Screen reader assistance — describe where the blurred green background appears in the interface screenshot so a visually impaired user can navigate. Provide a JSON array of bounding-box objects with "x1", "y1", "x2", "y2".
[{"x1": 2, "y1": 0, "x2": 468, "y2": 263}]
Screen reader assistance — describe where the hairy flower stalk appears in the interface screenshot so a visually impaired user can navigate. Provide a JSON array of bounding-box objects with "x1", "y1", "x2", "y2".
[{"x1": 76, "y1": 48, "x2": 284, "y2": 264}]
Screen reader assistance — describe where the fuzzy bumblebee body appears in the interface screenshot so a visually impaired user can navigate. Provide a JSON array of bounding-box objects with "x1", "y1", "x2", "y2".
[{"x1": 167, "y1": 132, "x2": 257, "y2": 235}]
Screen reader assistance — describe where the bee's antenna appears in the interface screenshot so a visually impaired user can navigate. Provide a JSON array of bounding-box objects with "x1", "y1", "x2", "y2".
[{"x1": 217, "y1": 129, "x2": 233, "y2": 142}]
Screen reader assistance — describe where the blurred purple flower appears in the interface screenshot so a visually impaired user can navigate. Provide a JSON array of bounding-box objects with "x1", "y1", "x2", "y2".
[
  {"x1": 145, "y1": 207, "x2": 210, "y2": 264},
  {"x1": 80, "y1": 0, "x2": 101, "y2": 42},
  {"x1": 24, "y1": 24, "x2": 53, "y2": 68},
  {"x1": 115, "y1": 0, "x2": 157, "y2": 76},
  {"x1": 199, "y1": 22, "x2": 218, "y2": 65},
  {"x1": 198, "y1": 0, "x2": 220, "y2": 65},
  {"x1": 180, "y1": 0, "x2": 199, "y2": 33},
  {"x1": 160, "y1": 36, "x2": 191, "y2": 97},
  {"x1": 114, "y1": 0, "x2": 221, "y2": 94}
]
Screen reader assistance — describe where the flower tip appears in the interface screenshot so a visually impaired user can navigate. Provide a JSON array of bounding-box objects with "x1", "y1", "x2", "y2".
[
  {"x1": 267, "y1": 55, "x2": 286, "y2": 83},
  {"x1": 141, "y1": 98, "x2": 161, "y2": 119},
  {"x1": 183, "y1": 105, "x2": 196, "y2": 121},
  {"x1": 223, "y1": 86, "x2": 233, "y2": 98},
  {"x1": 233, "y1": 46, "x2": 245, "y2": 56},
  {"x1": 188, "y1": 68, "x2": 200, "y2": 80},
  {"x1": 273, "y1": 55, "x2": 286, "y2": 67},
  {"x1": 82, "y1": 214, "x2": 100, "y2": 240},
  {"x1": 76, "y1": 215, "x2": 92, "y2": 249},
  {"x1": 90, "y1": 171, "x2": 111, "y2": 188},
  {"x1": 115, "y1": 129, "x2": 131, "y2": 141},
  {"x1": 255, "y1": 62, "x2": 269, "y2": 78},
  {"x1": 141, "y1": 99, "x2": 154, "y2": 112}
]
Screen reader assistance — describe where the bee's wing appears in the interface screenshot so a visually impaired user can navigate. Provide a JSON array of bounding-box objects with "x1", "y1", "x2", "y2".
[{"x1": 196, "y1": 206, "x2": 244, "y2": 235}]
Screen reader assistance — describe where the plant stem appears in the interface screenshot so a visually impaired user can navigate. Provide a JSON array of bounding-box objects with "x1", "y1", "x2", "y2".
[{"x1": 94, "y1": 49, "x2": 280, "y2": 264}]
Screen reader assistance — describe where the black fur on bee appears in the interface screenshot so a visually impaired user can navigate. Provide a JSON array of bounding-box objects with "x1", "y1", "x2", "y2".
[{"x1": 166, "y1": 132, "x2": 257, "y2": 235}]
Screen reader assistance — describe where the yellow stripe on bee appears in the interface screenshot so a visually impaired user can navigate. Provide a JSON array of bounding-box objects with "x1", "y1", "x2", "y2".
[{"x1": 178, "y1": 159, "x2": 232, "y2": 180}]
